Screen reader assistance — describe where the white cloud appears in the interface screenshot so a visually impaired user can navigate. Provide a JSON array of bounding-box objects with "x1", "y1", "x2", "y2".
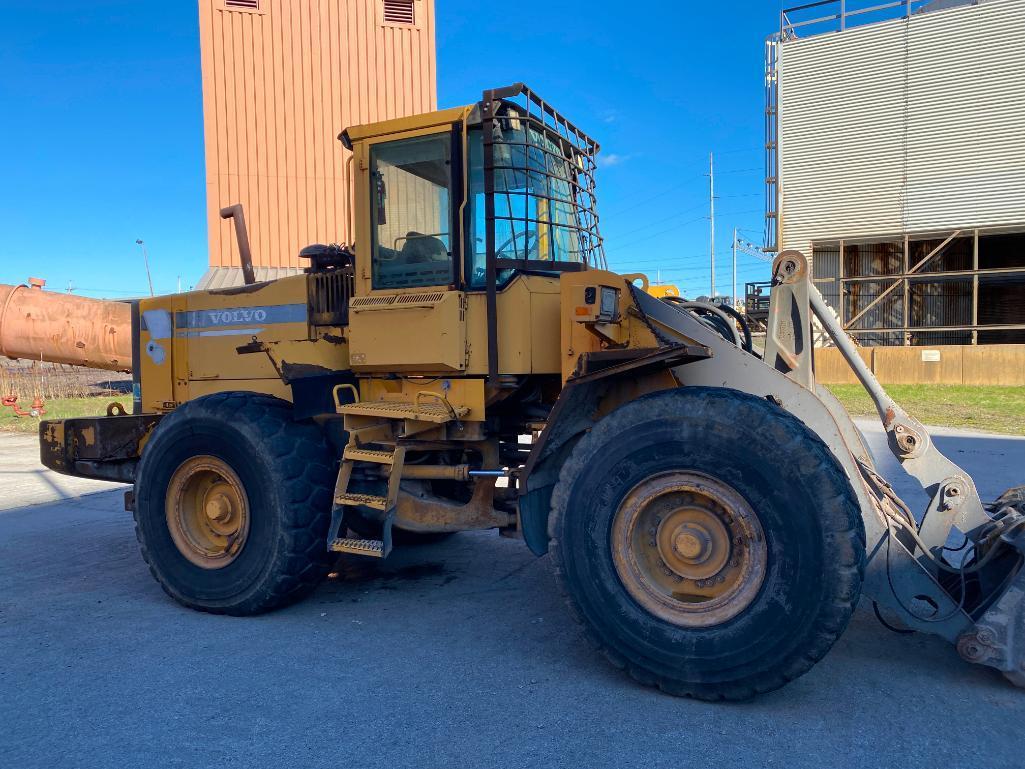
[{"x1": 600, "y1": 153, "x2": 630, "y2": 168}]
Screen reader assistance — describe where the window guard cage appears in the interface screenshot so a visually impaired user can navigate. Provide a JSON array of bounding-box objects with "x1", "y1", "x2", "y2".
[{"x1": 479, "y1": 83, "x2": 606, "y2": 378}]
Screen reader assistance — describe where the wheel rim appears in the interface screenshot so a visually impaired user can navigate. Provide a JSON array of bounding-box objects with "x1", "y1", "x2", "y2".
[
  {"x1": 611, "y1": 471, "x2": 767, "y2": 627},
  {"x1": 165, "y1": 456, "x2": 250, "y2": 570}
]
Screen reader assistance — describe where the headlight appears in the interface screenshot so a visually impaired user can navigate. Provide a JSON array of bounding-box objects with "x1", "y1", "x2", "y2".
[{"x1": 598, "y1": 286, "x2": 619, "y2": 322}]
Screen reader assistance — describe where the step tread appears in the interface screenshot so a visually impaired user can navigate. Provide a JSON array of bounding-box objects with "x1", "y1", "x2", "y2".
[
  {"x1": 343, "y1": 447, "x2": 396, "y2": 464},
  {"x1": 338, "y1": 399, "x2": 469, "y2": 423},
  {"x1": 334, "y1": 492, "x2": 390, "y2": 510},
  {"x1": 329, "y1": 537, "x2": 385, "y2": 556}
]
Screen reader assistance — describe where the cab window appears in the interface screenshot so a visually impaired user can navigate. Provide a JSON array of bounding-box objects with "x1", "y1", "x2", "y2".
[
  {"x1": 370, "y1": 134, "x2": 453, "y2": 290},
  {"x1": 465, "y1": 126, "x2": 587, "y2": 289}
]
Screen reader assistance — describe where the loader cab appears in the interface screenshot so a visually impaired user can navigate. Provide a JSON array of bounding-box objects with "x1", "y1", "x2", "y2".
[{"x1": 341, "y1": 84, "x2": 605, "y2": 377}]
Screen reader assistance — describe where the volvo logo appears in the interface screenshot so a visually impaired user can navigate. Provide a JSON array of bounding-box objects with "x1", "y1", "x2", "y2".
[{"x1": 206, "y1": 308, "x2": 268, "y2": 325}]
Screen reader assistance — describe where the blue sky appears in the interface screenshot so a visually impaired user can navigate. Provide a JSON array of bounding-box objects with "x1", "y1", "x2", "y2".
[{"x1": 0, "y1": 0, "x2": 777, "y2": 299}]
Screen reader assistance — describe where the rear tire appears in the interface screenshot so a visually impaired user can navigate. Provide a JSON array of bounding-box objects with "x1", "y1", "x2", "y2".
[
  {"x1": 549, "y1": 387, "x2": 865, "y2": 700},
  {"x1": 133, "y1": 392, "x2": 335, "y2": 615}
]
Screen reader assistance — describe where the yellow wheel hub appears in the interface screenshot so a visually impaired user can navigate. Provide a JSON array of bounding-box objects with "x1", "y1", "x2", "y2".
[
  {"x1": 166, "y1": 456, "x2": 250, "y2": 570},
  {"x1": 658, "y1": 511, "x2": 731, "y2": 581},
  {"x1": 611, "y1": 471, "x2": 767, "y2": 628}
]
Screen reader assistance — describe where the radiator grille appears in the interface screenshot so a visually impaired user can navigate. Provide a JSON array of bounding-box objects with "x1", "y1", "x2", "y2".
[{"x1": 309, "y1": 271, "x2": 353, "y2": 326}]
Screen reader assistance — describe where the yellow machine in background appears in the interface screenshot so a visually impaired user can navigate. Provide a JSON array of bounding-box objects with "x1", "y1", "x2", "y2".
[
  {"x1": 647, "y1": 283, "x2": 681, "y2": 299},
  {"x1": 40, "y1": 85, "x2": 1025, "y2": 700}
]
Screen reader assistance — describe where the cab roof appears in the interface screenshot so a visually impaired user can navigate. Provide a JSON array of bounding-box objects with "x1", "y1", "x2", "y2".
[{"x1": 339, "y1": 105, "x2": 472, "y2": 149}]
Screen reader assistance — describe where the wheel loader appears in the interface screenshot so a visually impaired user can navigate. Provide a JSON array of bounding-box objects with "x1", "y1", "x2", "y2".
[{"x1": 39, "y1": 84, "x2": 1025, "y2": 700}]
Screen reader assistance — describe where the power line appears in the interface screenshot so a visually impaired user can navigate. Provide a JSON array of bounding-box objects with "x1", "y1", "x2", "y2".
[
  {"x1": 605, "y1": 208, "x2": 764, "y2": 247},
  {"x1": 614, "y1": 263, "x2": 770, "y2": 277},
  {"x1": 71, "y1": 287, "x2": 152, "y2": 295},
  {"x1": 607, "y1": 205, "x2": 707, "y2": 240},
  {"x1": 600, "y1": 166, "x2": 763, "y2": 218},
  {"x1": 714, "y1": 167, "x2": 762, "y2": 175}
]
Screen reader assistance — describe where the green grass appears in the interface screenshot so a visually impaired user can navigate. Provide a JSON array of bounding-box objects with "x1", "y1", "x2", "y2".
[
  {"x1": 827, "y1": 384, "x2": 1025, "y2": 436},
  {"x1": 3, "y1": 387, "x2": 1022, "y2": 438},
  {"x1": 0, "y1": 396, "x2": 127, "y2": 434}
]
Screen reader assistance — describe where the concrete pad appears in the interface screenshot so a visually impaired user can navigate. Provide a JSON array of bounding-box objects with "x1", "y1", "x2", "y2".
[
  {"x1": 0, "y1": 432, "x2": 126, "y2": 512},
  {"x1": 855, "y1": 418, "x2": 1025, "y2": 504},
  {"x1": 1, "y1": 426, "x2": 1024, "y2": 769}
]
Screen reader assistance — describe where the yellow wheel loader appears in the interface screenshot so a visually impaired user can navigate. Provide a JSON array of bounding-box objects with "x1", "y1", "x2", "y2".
[{"x1": 40, "y1": 85, "x2": 1025, "y2": 700}]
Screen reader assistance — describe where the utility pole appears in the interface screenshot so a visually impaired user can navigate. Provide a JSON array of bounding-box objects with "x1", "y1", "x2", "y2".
[
  {"x1": 732, "y1": 226, "x2": 738, "y2": 310},
  {"x1": 709, "y1": 152, "x2": 716, "y2": 298},
  {"x1": 135, "y1": 239, "x2": 155, "y2": 297}
]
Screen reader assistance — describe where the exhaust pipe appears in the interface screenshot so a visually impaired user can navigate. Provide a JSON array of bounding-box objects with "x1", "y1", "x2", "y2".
[
  {"x1": 0, "y1": 281, "x2": 132, "y2": 372},
  {"x1": 220, "y1": 204, "x2": 257, "y2": 286}
]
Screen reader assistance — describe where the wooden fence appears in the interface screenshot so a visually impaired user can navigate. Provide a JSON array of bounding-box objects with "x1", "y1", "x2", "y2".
[{"x1": 814, "y1": 345, "x2": 1025, "y2": 386}]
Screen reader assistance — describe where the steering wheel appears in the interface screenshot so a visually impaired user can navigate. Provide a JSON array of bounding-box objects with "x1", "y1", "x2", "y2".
[{"x1": 495, "y1": 230, "x2": 539, "y2": 260}]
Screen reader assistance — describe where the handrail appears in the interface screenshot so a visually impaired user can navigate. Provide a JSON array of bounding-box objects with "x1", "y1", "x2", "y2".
[{"x1": 781, "y1": 0, "x2": 932, "y2": 39}]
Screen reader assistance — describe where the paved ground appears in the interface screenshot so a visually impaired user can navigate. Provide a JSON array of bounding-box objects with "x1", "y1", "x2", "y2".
[{"x1": 2, "y1": 422, "x2": 1024, "y2": 768}]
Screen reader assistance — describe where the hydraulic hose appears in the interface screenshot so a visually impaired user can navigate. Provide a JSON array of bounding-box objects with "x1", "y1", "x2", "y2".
[
  {"x1": 713, "y1": 302, "x2": 755, "y2": 354},
  {"x1": 661, "y1": 296, "x2": 743, "y2": 348}
]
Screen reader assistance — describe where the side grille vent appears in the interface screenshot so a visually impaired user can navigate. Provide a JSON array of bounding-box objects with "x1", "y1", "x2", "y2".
[
  {"x1": 351, "y1": 295, "x2": 397, "y2": 308},
  {"x1": 395, "y1": 292, "x2": 445, "y2": 304}
]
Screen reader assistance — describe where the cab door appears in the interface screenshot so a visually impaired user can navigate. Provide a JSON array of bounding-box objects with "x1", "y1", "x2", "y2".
[{"x1": 348, "y1": 125, "x2": 467, "y2": 375}]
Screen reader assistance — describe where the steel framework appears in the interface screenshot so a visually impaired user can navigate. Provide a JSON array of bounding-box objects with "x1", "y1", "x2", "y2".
[{"x1": 811, "y1": 229, "x2": 1025, "y2": 345}]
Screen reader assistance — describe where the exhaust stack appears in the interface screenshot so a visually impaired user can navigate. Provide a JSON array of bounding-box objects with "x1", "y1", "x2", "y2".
[{"x1": 0, "y1": 281, "x2": 132, "y2": 372}]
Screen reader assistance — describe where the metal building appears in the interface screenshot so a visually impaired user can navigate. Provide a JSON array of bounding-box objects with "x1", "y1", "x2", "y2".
[
  {"x1": 197, "y1": 0, "x2": 437, "y2": 288},
  {"x1": 765, "y1": 0, "x2": 1025, "y2": 345}
]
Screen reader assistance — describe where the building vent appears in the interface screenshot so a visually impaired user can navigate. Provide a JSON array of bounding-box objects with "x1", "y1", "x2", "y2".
[
  {"x1": 383, "y1": 0, "x2": 415, "y2": 25},
  {"x1": 224, "y1": 0, "x2": 260, "y2": 10}
]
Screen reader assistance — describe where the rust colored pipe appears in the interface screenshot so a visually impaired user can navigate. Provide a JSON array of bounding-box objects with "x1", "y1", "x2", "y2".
[
  {"x1": 220, "y1": 204, "x2": 257, "y2": 286},
  {"x1": 0, "y1": 284, "x2": 132, "y2": 372}
]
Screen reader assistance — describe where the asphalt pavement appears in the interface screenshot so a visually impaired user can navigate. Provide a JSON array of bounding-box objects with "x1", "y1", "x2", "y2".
[{"x1": 2, "y1": 423, "x2": 1025, "y2": 769}]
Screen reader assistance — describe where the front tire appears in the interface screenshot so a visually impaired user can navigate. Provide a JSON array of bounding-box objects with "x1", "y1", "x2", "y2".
[
  {"x1": 549, "y1": 387, "x2": 865, "y2": 700},
  {"x1": 133, "y1": 392, "x2": 336, "y2": 615}
]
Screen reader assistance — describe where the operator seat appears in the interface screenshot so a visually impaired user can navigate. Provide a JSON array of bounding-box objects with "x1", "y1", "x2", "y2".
[{"x1": 400, "y1": 231, "x2": 448, "y2": 263}]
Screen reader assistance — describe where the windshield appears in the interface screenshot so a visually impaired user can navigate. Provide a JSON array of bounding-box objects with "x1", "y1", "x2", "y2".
[{"x1": 466, "y1": 115, "x2": 595, "y2": 288}]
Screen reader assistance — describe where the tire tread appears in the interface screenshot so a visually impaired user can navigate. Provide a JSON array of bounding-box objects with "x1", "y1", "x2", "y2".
[
  {"x1": 133, "y1": 392, "x2": 335, "y2": 616},
  {"x1": 548, "y1": 387, "x2": 865, "y2": 701}
]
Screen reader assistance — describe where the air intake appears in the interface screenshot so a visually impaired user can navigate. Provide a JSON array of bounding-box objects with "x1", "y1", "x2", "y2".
[{"x1": 383, "y1": 0, "x2": 415, "y2": 25}]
